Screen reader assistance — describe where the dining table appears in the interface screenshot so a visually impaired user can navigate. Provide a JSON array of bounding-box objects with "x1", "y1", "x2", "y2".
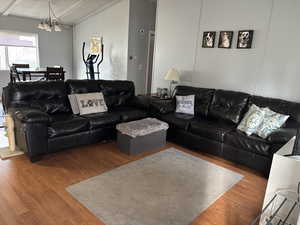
[{"x1": 16, "y1": 68, "x2": 65, "y2": 81}]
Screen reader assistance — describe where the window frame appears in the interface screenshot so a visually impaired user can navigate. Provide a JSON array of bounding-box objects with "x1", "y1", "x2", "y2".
[{"x1": 0, "y1": 30, "x2": 40, "y2": 71}]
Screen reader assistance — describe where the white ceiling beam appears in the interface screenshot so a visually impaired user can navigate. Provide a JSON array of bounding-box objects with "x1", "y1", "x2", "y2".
[
  {"x1": 74, "y1": 0, "x2": 122, "y2": 24},
  {"x1": 2, "y1": 0, "x2": 23, "y2": 16},
  {"x1": 56, "y1": 0, "x2": 89, "y2": 19}
]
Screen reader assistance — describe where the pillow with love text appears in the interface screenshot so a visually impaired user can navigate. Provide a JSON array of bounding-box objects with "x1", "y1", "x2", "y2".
[{"x1": 75, "y1": 92, "x2": 108, "y2": 115}]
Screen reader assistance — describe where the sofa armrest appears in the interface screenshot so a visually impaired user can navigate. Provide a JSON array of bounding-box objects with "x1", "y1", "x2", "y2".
[
  {"x1": 8, "y1": 107, "x2": 49, "y2": 161},
  {"x1": 9, "y1": 108, "x2": 49, "y2": 124},
  {"x1": 267, "y1": 128, "x2": 297, "y2": 143},
  {"x1": 293, "y1": 127, "x2": 300, "y2": 155},
  {"x1": 150, "y1": 99, "x2": 175, "y2": 115}
]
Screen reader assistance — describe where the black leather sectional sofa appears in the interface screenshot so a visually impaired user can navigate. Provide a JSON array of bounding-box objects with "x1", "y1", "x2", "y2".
[
  {"x1": 153, "y1": 86, "x2": 300, "y2": 175},
  {"x1": 2, "y1": 80, "x2": 300, "y2": 175},
  {"x1": 2, "y1": 80, "x2": 148, "y2": 162}
]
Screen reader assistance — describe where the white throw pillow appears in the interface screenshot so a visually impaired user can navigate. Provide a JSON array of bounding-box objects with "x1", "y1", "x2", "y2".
[
  {"x1": 175, "y1": 95, "x2": 195, "y2": 115},
  {"x1": 68, "y1": 94, "x2": 80, "y2": 114},
  {"x1": 76, "y1": 92, "x2": 108, "y2": 115},
  {"x1": 255, "y1": 108, "x2": 290, "y2": 139},
  {"x1": 237, "y1": 104, "x2": 265, "y2": 136}
]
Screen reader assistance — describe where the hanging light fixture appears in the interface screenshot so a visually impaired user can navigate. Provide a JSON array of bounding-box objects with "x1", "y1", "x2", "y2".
[
  {"x1": 37, "y1": 22, "x2": 45, "y2": 30},
  {"x1": 37, "y1": 0, "x2": 62, "y2": 32},
  {"x1": 54, "y1": 21, "x2": 62, "y2": 32}
]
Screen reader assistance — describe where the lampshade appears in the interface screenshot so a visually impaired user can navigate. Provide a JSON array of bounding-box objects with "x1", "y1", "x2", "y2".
[
  {"x1": 44, "y1": 23, "x2": 51, "y2": 32},
  {"x1": 54, "y1": 24, "x2": 62, "y2": 32},
  {"x1": 38, "y1": 22, "x2": 45, "y2": 30},
  {"x1": 164, "y1": 68, "x2": 180, "y2": 81}
]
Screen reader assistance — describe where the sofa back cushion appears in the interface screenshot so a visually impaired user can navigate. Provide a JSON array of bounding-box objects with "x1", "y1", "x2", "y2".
[
  {"x1": 175, "y1": 86, "x2": 215, "y2": 117},
  {"x1": 249, "y1": 95, "x2": 300, "y2": 123},
  {"x1": 6, "y1": 81, "x2": 70, "y2": 114},
  {"x1": 66, "y1": 79, "x2": 135, "y2": 109},
  {"x1": 66, "y1": 79, "x2": 101, "y2": 94},
  {"x1": 209, "y1": 90, "x2": 249, "y2": 124},
  {"x1": 99, "y1": 80, "x2": 135, "y2": 108}
]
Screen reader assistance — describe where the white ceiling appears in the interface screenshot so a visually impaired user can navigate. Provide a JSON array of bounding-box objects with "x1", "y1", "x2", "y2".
[{"x1": 0, "y1": 0, "x2": 118, "y2": 25}]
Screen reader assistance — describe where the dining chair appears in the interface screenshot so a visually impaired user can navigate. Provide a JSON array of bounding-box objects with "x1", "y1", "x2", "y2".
[
  {"x1": 9, "y1": 66, "x2": 20, "y2": 83},
  {"x1": 12, "y1": 64, "x2": 30, "y2": 81},
  {"x1": 45, "y1": 67, "x2": 65, "y2": 81},
  {"x1": 12, "y1": 64, "x2": 30, "y2": 69}
]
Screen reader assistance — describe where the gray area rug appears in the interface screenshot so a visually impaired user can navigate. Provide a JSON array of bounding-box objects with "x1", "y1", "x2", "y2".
[{"x1": 67, "y1": 148, "x2": 243, "y2": 225}]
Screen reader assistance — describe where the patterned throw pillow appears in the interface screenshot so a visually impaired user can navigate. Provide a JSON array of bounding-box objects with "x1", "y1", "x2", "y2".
[
  {"x1": 237, "y1": 104, "x2": 265, "y2": 136},
  {"x1": 75, "y1": 92, "x2": 108, "y2": 115},
  {"x1": 176, "y1": 95, "x2": 195, "y2": 115},
  {"x1": 255, "y1": 108, "x2": 290, "y2": 139}
]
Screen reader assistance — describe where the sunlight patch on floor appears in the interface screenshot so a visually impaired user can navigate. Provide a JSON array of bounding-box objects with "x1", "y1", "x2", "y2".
[
  {"x1": 0, "y1": 128, "x2": 9, "y2": 148},
  {"x1": 0, "y1": 103, "x2": 9, "y2": 148}
]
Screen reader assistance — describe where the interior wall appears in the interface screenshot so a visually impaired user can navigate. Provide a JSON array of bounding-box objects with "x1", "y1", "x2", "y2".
[
  {"x1": 127, "y1": 0, "x2": 156, "y2": 95},
  {"x1": 153, "y1": 0, "x2": 300, "y2": 102},
  {"x1": 0, "y1": 15, "x2": 73, "y2": 96},
  {"x1": 152, "y1": 0, "x2": 202, "y2": 93},
  {"x1": 73, "y1": 0, "x2": 130, "y2": 81}
]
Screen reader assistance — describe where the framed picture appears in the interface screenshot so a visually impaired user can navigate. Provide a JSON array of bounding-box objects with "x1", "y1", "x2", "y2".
[
  {"x1": 237, "y1": 30, "x2": 254, "y2": 49},
  {"x1": 90, "y1": 37, "x2": 101, "y2": 54},
  {"x1": 202, "y1": 31, "x2": 216, "y2": 48},
  {"x1": 218, "y1": 31, "x2": 233, "y2": 49}
]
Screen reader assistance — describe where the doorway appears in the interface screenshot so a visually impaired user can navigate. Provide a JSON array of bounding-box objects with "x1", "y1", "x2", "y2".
[
  {"x1": 145, "y1": 30, "x2": 155, "y2": 95},
  {"x1": 127, "y1": 0, "x2": 157, "y2": 95}
]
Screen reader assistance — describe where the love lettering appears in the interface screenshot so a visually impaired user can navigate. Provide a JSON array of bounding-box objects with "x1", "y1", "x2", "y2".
[{"x1": 80, "y1": 99, "x2": 105, "y2": 108}]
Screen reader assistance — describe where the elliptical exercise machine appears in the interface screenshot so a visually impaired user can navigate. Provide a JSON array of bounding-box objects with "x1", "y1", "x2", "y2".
[{"x1": 82, "y1": 37, "x2": 104, "y2": 80}]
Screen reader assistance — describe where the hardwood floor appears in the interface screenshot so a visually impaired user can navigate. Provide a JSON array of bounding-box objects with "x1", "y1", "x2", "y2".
[{"x1": 0, "y1": 142, "x2": 267, "y2": 225}]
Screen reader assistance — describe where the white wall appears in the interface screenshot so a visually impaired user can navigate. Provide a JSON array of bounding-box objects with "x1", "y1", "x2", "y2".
[
  {"x1": 258, "y1": 0, "x2": 300, "y2": 101},
  {"x1": 153, "y1": 0, "x2": 300, "y2": 102},
  {"x1": 0, "y1": 15, "x2": 73, "y2": 95},
  {"x1": 152, "y1": 0, "x2": 202, "y2": 92},
  {"x1": 73, "y1": 0, "x2": 130, "y2": 80},
  {"x1": 127, "y1": 0, "x2": 156, "y2": 95}
]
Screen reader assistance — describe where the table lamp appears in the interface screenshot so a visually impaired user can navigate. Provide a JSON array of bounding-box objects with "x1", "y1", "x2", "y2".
[{"x1": 164, "y1": 68, "x2": 180, "y2": 97}]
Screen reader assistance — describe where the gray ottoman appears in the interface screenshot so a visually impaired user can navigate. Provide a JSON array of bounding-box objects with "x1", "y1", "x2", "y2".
[{"x1": 116, "y1": 118, "x2": 169, "y2": 155}]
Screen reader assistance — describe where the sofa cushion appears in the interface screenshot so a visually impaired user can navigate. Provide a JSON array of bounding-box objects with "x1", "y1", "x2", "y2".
[
  {"x1": 159, "y1": 113, "x2": 194, "y2": 130},
  {"x1": 81, "y1": 112, "x2": 121, "y2": 129},
  {"x1": 112, "y1": 107, "x2": 148, "y2": 122},
  {"x1": 209, "y1": 90, "x2": 249, "y2": 124},
  {"x1": 6, "y1": 81, "x2": 70, "y2": 114},
  {"x1": 224, "y1": 131, "x2": 271, "y2": 156},
  {"x1": 48, "y1": 114, "x2": 89, "y2": 138},
  {"x1": 100, "y1": 80, "x2": 135, "y2": 108},
  {"x1": 175, "y1": 86, "x2": 215, "y2": 117},
  {"x1": 66, "y1": 80, "x2": 101, "y2": 94},
  {"x1": 190, "y1": 118, "x2": 236, "y2": 142}
]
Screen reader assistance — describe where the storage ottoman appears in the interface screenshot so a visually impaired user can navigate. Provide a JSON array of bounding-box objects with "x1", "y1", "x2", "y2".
[{"x1": 116, "y1": 118, "x2": 169, "y2": 155}]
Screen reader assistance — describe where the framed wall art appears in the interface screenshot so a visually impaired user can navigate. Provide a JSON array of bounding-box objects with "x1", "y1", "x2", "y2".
[
  {"x1": 218, "y1": 31, "x2": 233, "y2": 49},
  {"x1": 202, "y1": 31, "x2": 216, "y2": 48},
  {"x1": 237, "y1": 30, "x2": 254, "y2": 49}
]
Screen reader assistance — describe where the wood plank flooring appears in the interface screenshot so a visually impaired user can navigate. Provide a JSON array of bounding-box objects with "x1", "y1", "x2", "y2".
[{"x1": 0, "y1": 142, "x2": 267, "y2": 225}]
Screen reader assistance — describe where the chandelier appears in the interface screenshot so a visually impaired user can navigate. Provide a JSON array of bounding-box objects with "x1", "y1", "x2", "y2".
[{"x1": 37, "y1": 0, "x2": 62, "y2": 32}]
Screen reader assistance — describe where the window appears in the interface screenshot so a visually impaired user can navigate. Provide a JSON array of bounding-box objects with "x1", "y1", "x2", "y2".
[{"x1": 0, "y1": 31, "x2": 39, "y2": 70}]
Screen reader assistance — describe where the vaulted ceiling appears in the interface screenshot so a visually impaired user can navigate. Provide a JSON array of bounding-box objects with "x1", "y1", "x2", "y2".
[{"x1": 0, "y1": 0, "x2": 118, "y2": 25}]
